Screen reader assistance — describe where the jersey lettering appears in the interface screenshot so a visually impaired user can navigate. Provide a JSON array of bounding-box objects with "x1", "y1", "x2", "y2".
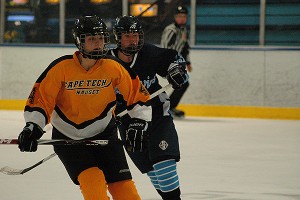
[
  {"x1": 65, "y1": 79, "x2": 109, "y2": 89},
  {"x1": 141, "y1": 76, "x2": 157, "y2": 89},
  {"x1": 64, "y1": 79, "x2": 111, "y2": 95},
  {"x1": 76, "y1": 89, "x2": 100, "y2": 95}
]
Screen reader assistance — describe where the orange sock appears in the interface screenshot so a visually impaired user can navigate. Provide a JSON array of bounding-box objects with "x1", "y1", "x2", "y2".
[
  {"x1": 108, "y1": 180, "x2": 141, "y2": 200},
  {"x1": 78, "y1": 167, "x2": 110, "y2": 200}
]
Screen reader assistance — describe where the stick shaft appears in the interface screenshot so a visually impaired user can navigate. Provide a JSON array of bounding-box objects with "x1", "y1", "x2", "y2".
[
  {"x1": 118, "y1": 84, "x2": 171, "y2": 117},
  {"x1": 0, "y1": 139, "x2": 109, "y2": 145},
  {"x1": 0, "y1": 153, "x2": 57, "y2": 175}
]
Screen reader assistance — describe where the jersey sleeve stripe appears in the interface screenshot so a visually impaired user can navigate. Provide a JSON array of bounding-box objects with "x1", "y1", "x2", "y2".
[{"x1": 36, "y1": 55, "x2": 73, "y2": 83}]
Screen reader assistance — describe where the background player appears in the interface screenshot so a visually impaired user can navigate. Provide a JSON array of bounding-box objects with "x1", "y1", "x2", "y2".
[{"x1": 110, "y1": 15, "x2": 188, "y2": 200}]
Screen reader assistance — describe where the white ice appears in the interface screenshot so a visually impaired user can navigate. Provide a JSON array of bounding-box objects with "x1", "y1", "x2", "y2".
[{"x1": 0, "y1": 110, "x2": 300, "y2": 200}]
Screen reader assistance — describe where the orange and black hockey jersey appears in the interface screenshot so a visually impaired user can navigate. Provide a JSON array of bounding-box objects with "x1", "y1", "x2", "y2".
[{"x1": 24, "y1": 51, "x2": 151, "y2": 139}]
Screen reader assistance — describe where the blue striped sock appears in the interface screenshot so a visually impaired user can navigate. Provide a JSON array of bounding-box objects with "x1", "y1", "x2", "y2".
[
  {"x1": 147, "y1": 170, "x2": 160, "y2": 190},
  {"x1": 153, "y1": 159, "x2": 180, "y2": 192}
]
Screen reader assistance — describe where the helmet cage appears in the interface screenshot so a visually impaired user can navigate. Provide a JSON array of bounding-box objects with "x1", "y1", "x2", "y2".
[
  {"x1": 76, "y1": 32, "x2": 110, "y2": 59},
  {"x1": 72, "y1": 16, "x2": 110, "y2": 60},
  {"x1": 113, "y1": 16, "x2": 144, "y2": 55},
  {"x1": 114, "y1": 30, "x2": 144, "y2": 56}
]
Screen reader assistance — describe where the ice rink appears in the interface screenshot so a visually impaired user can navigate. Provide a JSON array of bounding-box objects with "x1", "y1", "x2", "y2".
[{"x1": 0, "y1": 110, "x2": 299, "y2": 200}]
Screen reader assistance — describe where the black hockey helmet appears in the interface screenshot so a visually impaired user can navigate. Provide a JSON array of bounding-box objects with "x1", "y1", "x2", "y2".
[
  {"x1": 72, "y1": 15, "x2": 110, "y2": 59},
  {"x1": 113, "y1": 15, "x2": 144, "y2": 55},
  {"x1": 175, "y1": 5, "x2": 188, "y2": 15}
]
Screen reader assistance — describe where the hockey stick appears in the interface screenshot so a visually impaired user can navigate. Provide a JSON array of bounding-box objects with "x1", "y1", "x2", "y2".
[
  {"x1": 0, "y1": 84, "x2": 171, "y2": 175},
  {"x1": 117, "y1": 83, "x2": 171, "y2": 117},
  {"x1": 0, "y1": 139, "x2": 109, "y2": 146},
  {"x1": 0, "y1": 153, "x2": 57, "y2": 175},
  {"x1": 151, "y1": 84, "x2": 171, "y2": 98},
  {"x1": 0, "y1": 140, "x2": 110, "y2": 175}
]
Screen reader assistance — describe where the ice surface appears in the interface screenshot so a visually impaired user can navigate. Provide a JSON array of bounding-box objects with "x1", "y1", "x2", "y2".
[{"x1": 0, "y1": 110, "x2": 300, "y2": 200}]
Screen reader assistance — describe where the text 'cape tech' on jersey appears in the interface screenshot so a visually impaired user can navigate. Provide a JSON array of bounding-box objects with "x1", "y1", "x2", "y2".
[{"x1": 24, "y1": 52, "x2": 151, "y2": 140}]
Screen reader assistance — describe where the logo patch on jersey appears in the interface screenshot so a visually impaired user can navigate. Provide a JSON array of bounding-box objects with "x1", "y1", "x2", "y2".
[
  {"x1": 64, "y1": 79, "x2": 111, "y2": 95},
  {"x1": 28, "y1": 87, "x2": 36, "y2": 104},
  {"x1": 159, "y1": 140, "x2": 168, "y2": 150},
  {"x1": 140, "y1": 84, "x2": 149, "y2": 96}
]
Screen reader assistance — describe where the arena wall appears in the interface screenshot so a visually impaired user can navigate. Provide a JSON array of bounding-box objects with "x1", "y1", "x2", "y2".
[{"x1": 0, "y1": 45, "x2": 299, "y2": 119}]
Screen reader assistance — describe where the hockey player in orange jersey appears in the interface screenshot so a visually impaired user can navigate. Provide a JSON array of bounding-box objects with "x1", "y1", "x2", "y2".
[{"x1": 17, "y1": 15, "x2": 152, "y2": 200}]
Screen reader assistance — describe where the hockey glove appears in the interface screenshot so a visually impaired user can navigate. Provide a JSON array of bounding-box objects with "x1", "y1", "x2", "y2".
[
  {"x1": 125, "y1": 118, "x2": 149, "y2": 153},
  {"x1": 18, "y1": 122, "x2": 44, "y2": 152},
  {"x1": 167, "y1": 63, "x2": 189, "y2": 89}
]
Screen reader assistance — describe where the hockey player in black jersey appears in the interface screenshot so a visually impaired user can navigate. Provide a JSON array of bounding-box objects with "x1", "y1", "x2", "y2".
[{"x1": 109, "y1": 16, "x2": 189, "y2": 200}]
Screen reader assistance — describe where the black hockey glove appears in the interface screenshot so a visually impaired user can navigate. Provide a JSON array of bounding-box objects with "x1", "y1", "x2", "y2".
[
  {"x1": 167, "y1": 63, "x2": 189, "y2": 89},
  {"x1": 125, "y1": 118, "x2": 149, "y2": 153},
  {"x1": 18, "y1": 122, "x2": 44, "y2": 152}
]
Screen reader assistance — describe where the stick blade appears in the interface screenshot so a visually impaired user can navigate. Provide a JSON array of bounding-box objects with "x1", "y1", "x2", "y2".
[{"x1": 0, "y1": 166, "x2": 23, "y2": 175}]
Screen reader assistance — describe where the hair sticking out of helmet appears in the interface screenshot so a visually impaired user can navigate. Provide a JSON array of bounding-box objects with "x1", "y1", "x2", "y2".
[
  {"x1": 175, "y1": 5, "x2": 188, "y2": 15},
  {"x1": 113, "y1": 15, "x2": 144, "y2": 56},
  {"x1": 72, "y1": 15, "x2": 110, "y2": 60}
]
